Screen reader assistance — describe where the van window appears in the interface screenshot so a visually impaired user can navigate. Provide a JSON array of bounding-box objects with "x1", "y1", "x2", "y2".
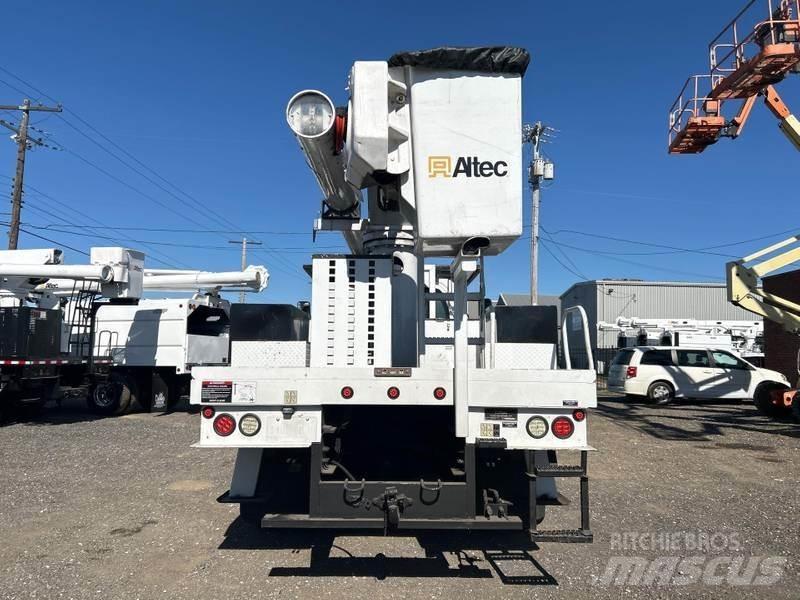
[
  {"x1": 640, "y1": 350, "x2": 673, "y2": 366},
  {"x1": 612, "y1": 349, "x2": 635, "y2": 366},
  {"x1": 712, "y1": 351, "x2": 748, "y2": 370},
  {"x1": 677, "y1": 350, "x2": 710, "y2": 367}
]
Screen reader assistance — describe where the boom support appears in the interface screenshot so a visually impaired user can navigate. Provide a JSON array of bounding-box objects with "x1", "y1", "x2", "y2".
[{"x1": 727, "y1": 236, "x2": 800, "y2": 333}]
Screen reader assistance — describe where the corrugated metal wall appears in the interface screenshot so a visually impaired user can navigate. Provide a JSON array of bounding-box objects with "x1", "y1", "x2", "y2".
[{"x1": 561, "y1": 280, "x2": 760, "y2": 351}]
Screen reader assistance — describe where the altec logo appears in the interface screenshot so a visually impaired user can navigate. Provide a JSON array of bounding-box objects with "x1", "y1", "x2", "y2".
[{"x1": 428, "y1": 156, "x2": 508, "y2": 178}]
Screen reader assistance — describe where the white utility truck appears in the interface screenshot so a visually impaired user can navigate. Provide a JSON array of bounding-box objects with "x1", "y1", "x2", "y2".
[
  {"x1": 0, "y1": 247, "x2": 141, "y2": 419},
  {"x1": 36, "y1": 265, "x2": 269, "y2": 415},
  {"x1": 88, "y1": 266, "x2": 268, "y2": 414},
  {"x1": 190, "y1": 47, "x2": 597, "y2": 540},
  {"x1": 599, "y1": 317, "x2": 764, "y2": 363}
]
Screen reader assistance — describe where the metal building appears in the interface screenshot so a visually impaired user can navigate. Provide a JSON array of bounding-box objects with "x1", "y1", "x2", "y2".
[{"x1": 559, "y1": 280, "x2": 761, "y2": 369}]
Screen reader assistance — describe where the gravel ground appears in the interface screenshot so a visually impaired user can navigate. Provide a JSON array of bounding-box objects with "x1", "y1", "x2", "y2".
[{"x1": 0, "y1": 393, "x2": 798, "y2": 599}]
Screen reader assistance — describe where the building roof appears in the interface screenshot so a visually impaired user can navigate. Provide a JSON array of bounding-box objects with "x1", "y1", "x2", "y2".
[
  {"x1": 559, "y1": 279, "x2": 725, "y2": 300},
  {"x1": 497, "y1": 293, "x2": 560, "y2": 307}
]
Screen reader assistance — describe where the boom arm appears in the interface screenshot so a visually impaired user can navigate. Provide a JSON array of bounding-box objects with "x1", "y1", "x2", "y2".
[
  {"x1": 727, "y1": 235, "x2": 800, "y2": 333},
  {"x1": 141, "y1": 266, "x2": 269, "y2": 292},
  {"x1": 728, "y1": 85, "x2": 800, "y2": 149}
]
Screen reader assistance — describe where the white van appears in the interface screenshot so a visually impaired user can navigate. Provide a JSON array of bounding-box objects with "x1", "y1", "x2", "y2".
[{"x1": 607, "y1": 346, "x2": 788, "y2": 404}]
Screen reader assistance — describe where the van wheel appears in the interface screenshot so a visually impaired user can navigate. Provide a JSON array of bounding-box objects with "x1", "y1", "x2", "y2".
[
  {"x1": 648, "y1": 381, "x2": 674, "y2": 405},
  {"x1": 753, "y1": 383, "x2": 785, "y2": 417}
]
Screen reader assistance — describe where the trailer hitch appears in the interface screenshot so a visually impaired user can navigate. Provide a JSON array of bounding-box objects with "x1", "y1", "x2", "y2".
[{"x1": 369, "y1": 486, "x2": 413, "y2": 533}]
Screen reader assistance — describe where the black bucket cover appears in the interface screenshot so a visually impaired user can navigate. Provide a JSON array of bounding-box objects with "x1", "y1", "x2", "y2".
[{"x1": 388, "y1": 46, "x2": 530, "y2": 75}]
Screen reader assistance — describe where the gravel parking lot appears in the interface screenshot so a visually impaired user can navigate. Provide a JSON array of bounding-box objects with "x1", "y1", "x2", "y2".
[{"x1": 1, "y1": 394, "x2": 798, "y2": 599}]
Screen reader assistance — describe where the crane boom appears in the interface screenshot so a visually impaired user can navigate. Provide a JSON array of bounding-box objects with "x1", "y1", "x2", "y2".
[{"x1": 727, "y1": 236, "x2": 800, "y2": 333}]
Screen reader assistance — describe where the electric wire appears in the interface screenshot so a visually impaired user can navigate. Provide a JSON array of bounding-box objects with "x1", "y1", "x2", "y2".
[
  {"x1": 0, "y1": 174, "x2": 190, "y2": 268},
  {"x1": 0, "y1": 66, "x2": 307, "y2": 280}
]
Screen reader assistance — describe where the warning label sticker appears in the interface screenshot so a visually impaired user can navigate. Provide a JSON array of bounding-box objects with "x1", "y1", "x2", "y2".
[
  {"x1": 233, "y1": 382, "x2": 257, "y2": 403},
  {"x1": 201, "y1": 381, "x2": 232, "y2": 403},
  {"x1": 484, "y1": 408, "x2": 518, "y2": 428}
]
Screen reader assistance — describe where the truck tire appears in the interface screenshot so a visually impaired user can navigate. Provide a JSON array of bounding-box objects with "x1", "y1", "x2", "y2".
[
  {"x1": 791, "y1": 393, "x2": 800, "y2": 424},
  {"x1": 647, "y1": 381, "x2": 674, "y2": 405},
  {"x1": 87, "y1": 373, "x2": 134, "y2": 416},
  {"x1": 753, "y1": 382, "x2": 786, "y2": 418}
]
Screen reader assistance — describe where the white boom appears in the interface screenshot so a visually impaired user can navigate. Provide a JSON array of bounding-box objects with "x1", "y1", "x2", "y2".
[
  {"x1": 0, "y1": 264, "x2": 113, "y2": 282},
  {"x1": 142, "y1": 266, "x2": 269, "y2": 292},
  {"x1": 0, "y1": 247, "x2": 144, "y2": 305}
]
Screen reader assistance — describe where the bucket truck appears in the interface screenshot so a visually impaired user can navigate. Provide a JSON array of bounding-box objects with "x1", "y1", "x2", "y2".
[
  {"x1": 0, "y1": 247, "x2": 141, "y2": 420},
  {"x1": 37, "y1": 265, "x2": 269, "y2": 415},
  {"x1": 190, "y1": 47, "x2": 598, "y2": 541},
  {"x1": 598, "y1": 317, "x2": 764, "y2": 362},
  {"x1": 86, "y1": 265, "x2": 269, "y2": 414}
]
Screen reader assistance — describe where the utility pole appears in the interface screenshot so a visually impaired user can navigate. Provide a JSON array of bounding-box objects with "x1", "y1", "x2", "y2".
[
  {"x1": 522, "y1": 122, "x2": 555, "y2": 305},
  {"x1": 0, "y1": 99, "x2": 63, "y2": 249},
  {"x1": 228, "y1": 237, "x2": 262, "y2": 303}
]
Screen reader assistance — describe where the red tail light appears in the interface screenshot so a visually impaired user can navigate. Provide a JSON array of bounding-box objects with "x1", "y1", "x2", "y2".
[
  {"x1": 387, "y1": 386, "x2": 400, "y2": 399},
  {"x1": 551, "y1": 416, "x2": 575, "y2": 439},
  {"x1": 340, "y1": 386, "x2": 354, "y2": 399},
  {"x1": 572, "y1": 409, "x2": 586, "y2": 422},
  {"x1": 213, "y1": 414, "x2": 236, "y2": 437},
  {"x1": 201, "y1": 406, "x2": 215, "y2": 419},
  {"x1": 626, "y1": 366, "x2": 638, "y2": 379},
  {"x1": 433, "y1": 387, "x2": 447, "y2": 400}
]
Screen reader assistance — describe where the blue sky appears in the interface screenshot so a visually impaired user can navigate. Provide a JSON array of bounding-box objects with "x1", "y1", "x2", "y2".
[{"x1": 1, "y1": 0, "x2": 798, "y2": 304}]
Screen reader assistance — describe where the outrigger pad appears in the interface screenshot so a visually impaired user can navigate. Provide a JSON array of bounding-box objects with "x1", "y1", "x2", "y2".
[{"x1": 388, "y1": 46, "x2": 531, "y2": 75}]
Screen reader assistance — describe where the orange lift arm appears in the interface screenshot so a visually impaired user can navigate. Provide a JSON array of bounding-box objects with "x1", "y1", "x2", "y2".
[{"x1": 727, "y1": 85, "x2": 800, "y2": 148}]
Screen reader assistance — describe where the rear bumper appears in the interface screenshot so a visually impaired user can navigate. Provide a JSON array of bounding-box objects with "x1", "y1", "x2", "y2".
[{"x1": 258, "y1": 513, "x2": 523, "y2": 530}]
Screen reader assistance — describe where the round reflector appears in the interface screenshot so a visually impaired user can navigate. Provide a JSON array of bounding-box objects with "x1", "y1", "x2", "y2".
[
  {"x1": 572, "y1": 409, "x2": 586, "y2": 422},
  {"x1": 526, "y1": 416, "x2": 548, "y2": 439},
  {"x1": 551, "y1": 416, "x2": 575, "y2": 439},
  {"x1": 238, "y1": 414, "x2": 261, "y2": 437},
  {"x1": 201, "y1": 406, "x2": 215, "y2": 419},
  {"x1": 340, "y1": 386, "x2": 354, "y2": 399},
  {"x1": 433, "y1": 387, "x2": 447, "y2": 400},
  {"x1": 213, "y1": 413, "x2": 236, "y2": 437},
  {"x1": 387, "y1": 386, "x2": 400, "y2": 399}
]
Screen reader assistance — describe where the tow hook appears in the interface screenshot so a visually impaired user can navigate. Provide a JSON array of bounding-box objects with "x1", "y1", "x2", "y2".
[
  {"x1": 482, "y1": 488, "x2": 512, "y2": 519},
  {"x1": 370, "y1": 486, "x2": 413, "y2": 533}
]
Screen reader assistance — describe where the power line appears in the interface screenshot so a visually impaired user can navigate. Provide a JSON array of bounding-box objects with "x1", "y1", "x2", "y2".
[
  {"x1": 539, "y1": 238, "x2": 586, "y2": 280},
  {"x1": 543, "y1": 228, "x2": 736, "y2": 258},
  {"x1": 542, "y1": 236, "x2": 724, "y2": 280},
  {"x1": 540, "y1": 228, "x2": 589, "y2": 279},
  {"x1": 0, "y1": 174, "x2": 190, "y2": 268},
  {"x1": 13, "y1": 225, "x2": 88, "y2": 256},
  {"x1": 18, "y1": 221, "x2": 344, "y2": 252},
  {"x1": 0, "y1": 65, "x2": 306, "y2": 281},
  {"x1": 24, "y1": 223, "x2": 313, "y2": 235}
]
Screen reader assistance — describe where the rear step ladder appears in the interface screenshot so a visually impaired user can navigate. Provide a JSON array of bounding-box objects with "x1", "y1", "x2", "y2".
[{"x1": 527, "y1": 450, "x2": 593, "y2": 543}]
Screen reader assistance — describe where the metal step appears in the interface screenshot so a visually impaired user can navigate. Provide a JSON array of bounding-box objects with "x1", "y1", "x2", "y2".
[
  {"x1": 531, "y1": 529, "x2": 593, "y2": 543},
  {"x1": 424, "y1": 292, "x2": 483, "y2": 301},
  {"x1": 425, "y1": 337, "x2": 485, "y2": 346},
  {"x1": 533, "y1": 464, "x2": 585, "y2": 478}
]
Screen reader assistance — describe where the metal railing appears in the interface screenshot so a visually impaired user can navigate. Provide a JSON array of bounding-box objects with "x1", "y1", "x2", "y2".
[
  {"x1": 668, "y1": 74, "x2": 723, "y2": 146},
  {"x1": 561, "y1": 305, "x2": 594, "y2": 370},
  {"x1": 709, "y1": 0, "x2": 800, "y2": 78}
]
